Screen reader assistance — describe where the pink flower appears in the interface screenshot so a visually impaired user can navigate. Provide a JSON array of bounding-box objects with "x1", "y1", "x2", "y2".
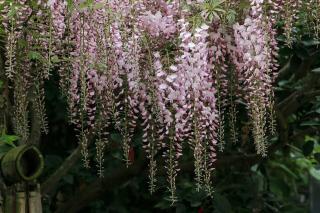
[{"x1": 138, "y1": 10, "x2": 176, "y2": 38}]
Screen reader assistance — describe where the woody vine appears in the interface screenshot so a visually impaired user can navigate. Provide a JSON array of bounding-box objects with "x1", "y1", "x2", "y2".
[{"x1": 0, "y1": 0, "x2": 320, "y2": 205}]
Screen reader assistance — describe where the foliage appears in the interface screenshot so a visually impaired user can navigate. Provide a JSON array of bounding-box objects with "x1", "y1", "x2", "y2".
[{"x1": 0, "y1": 0, "x2": 319, "y2": 212}]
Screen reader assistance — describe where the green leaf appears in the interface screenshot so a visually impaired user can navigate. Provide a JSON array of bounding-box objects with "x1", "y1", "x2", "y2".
[
  {"x1": 28, "y1": 51, "x2": 42, "y2": 60},
  {"x1": 110, "y1": 133, "x2": 122, "y2": 143},
  {"x1": 312, "y1": 68, "x2": 320, "y2": 73},
  {"x1": 79, "y1": 0, "x2": 94, "y2": 9},
  {"x1": 314, "y1": 153, "x2": 320, "y2": 164},
  {"x1": 51, "y1": 55, "x2": 60, "y2": 63},
  {"x1": 305, "y1": 135, "x2": 318, "y2": 143},
  {"x1": 212, "y1": 193, "x2": 233, "y2": 213},
  {"x1": 270, "y1": 162, "x2": 298, "y2": 179},
  {"x1": 300, "y1": 120, "x2": 320, "y2": 126},
  {"x1": 270, "y1": 177, "x2": 290, "y2": 199},
  {"x1": 296, "y1": 158, "x2": 313, "y2": 170},
  {"x1": 303, "y1": 141, "x2": 314, "y2": 156},
  {"x1": 301, "y1": 40, "x2": 320, "y2": 47},
  {"x1": 278, "y1": 80, "x2": 289, "y2": 87},
  {"x1": 154, "y1": 197, "x2": 172, "y2": 209},
  {"x1": 0, "y1": 135, "x2": 18, "y2": 147},
  {"x1": 176, "y1": 204, "x2": 187, "y2": 213},
  {"x1": 93, "y1": 2, "x2": 105, "y2": 10},
  {"x1": 310, "y1": 167, "x2": 320, "y2": 181}
]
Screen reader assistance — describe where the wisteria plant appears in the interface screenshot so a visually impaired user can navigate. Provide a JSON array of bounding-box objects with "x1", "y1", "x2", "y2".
[{"x1": 0, "y1": 0, "x2": 319, "y2": 204}]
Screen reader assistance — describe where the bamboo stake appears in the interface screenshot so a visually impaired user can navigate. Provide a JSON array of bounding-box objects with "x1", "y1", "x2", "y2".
[
  {"x1": 28, "y1": 184, "x2": 42, "y2": 213},
  {"x1": 4, "y1": 187, "x2": 14, "y2": 213},
  {"x1": 16, "y1": 192, "x2": 26, "y2": 213}
]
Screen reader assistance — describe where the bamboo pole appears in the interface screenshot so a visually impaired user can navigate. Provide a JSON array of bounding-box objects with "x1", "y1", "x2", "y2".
[
  {"x1": 28, "y1": 184, "x2": 42, "y2": 213},
  {"x1": 0, "y1": 192, "x2": 3, "y2": 213},
  {"x1": 0, "y1": 146, "x2": 44, "y2": 213},
  {"x1": 1, "y1": 145, "x2": 44, "y2": 183},
  {"x1": 4, "y1": 187, "x2": 14, "y2": 213},
  {"x1": 16, "y1": 192, "x2": 26, "y2": 213}
]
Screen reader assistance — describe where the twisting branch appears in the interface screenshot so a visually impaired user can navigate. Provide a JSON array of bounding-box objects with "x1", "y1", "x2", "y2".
[
  {"x1": 279, "y1": 89, "x2": 320, "y2": 118},
  {"x1": 54, "y1": 153, "x2": 148, "y2": 213},
  {"x1": 277, "y1": 55, "x2": 299, "y2": 81},
  {"x1": 277, "y1": 49, "x2": 319, "y2": 82},
  {"x1": 41, "y1": 138, "x2": 119, "y2": 196},
  {"x1": 28, "y1": 93, "x2": 42, "y2": 146},
  {"x1": 41, "y1": 146, "x2": 81, "y2": 195},
  {"x1": 53, "y1": 126, "x2": 295, "y2": 213}
]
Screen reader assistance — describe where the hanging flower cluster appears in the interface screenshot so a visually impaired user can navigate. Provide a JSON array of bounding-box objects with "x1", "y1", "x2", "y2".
[
  {"x1": 304, "y1": 0, "x2": 320, "y2": 39},
  {"x1": 0, "y1": 0, "x2": 47, "y2": 141},
  {"x1": 175, "y1": 21, "x2": 217, "y2": 194},
  {"x1": 2, "y1": 0, "x2": 314, "y2": 203},
  {"x1": 271, "y1": 0, "x2": 302, "y2": 46},
  {"x1": 208, "y1": 22, "x2": 229, "y2": 150},
  {"x1": 138, "y1": 10, "x2": 176, "y2": 38},
  {"x1": 233, "y1": 0, "x2": 279, "y2": 156},
  {"x1": 0, "y1": 0, "x2": 32, "y2": 79}
]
